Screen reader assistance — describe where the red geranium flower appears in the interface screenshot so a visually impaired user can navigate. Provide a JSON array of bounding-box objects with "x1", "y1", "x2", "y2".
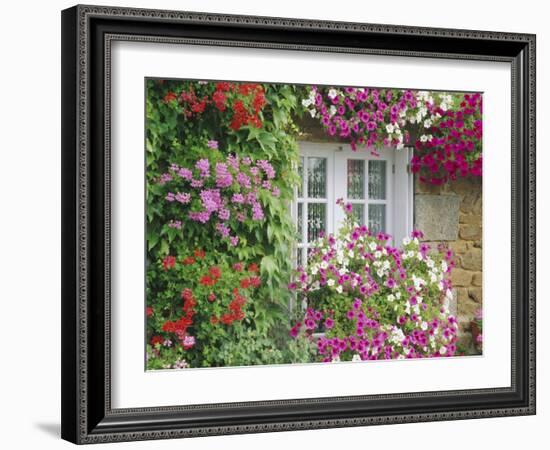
[
  {"x1": 249, "y1": 276, "x2": 261, "y2": 288},
  {"x1": 146, "y1": 306, "x2": 154, "y2": 317},
  {"x1": 240, "y1": 278, "x2": 251, "y2": 289},
  {"x1": 194, "y1": 248, "x2": 205, "y2": 259},
  {"x1": 163, "y1": 91, "x2": 177, "y2": 103},
  {"x1": 212, "y1": 90, "x2": 227, "y2": 111},
  {"x1": 208, "y1": 293, "x2": 216, "y2": 302},
  {"x1": 215, "y1": 82, "x2": 231, "y2": 92},
  {"x1": 209, "y1": 266, "x2": 222, "y2": 279},
  {"x1": 248, "y1": 263, "x2": 259, "y2": 273},
  {"x1": 181, "y1": 288, "x2": 194, "y2": 301},
  {"x1": 150, "y1": 335, "x2": 164, "y2": 346},
  {"x1": 182, "y1": 256, "x2": 195, "y2": 265},
  {"x1": 162, "y1": 255, "x2": 176, "y2": 271},
  {"x1": 200, "y1": 275, "x2": 215, "y2": 287}
]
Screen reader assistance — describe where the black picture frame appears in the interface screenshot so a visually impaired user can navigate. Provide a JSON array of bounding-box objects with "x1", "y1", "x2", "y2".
[{"x1": 61, "y1": 4, "x2": 536, "y2": 444}]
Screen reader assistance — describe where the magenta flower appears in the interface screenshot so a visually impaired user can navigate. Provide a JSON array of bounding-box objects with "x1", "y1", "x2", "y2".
[
  {"x1": 182, "y1": 335, "x2": 195, "y2": 350},
  {"x1": 195, "y1": 158, "x2": 210, "y2": 178},
  {"x1": 207, "y1": 140, "x2": 219, "y2": 149}
]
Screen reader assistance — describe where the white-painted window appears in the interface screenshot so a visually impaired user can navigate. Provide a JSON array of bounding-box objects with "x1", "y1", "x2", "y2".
[{"x1": 293, "y1": 142, "x2": 413, "y2": 267}]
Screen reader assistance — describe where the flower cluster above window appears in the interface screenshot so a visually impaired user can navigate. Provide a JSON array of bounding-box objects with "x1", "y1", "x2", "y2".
[{"x1": 304, "y1": 86, "x2": 482, "y2": 184}]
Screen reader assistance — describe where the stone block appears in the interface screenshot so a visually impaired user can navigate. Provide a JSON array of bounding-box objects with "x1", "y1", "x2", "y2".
[
  {"x1": 458, "y1": 297, "x2": 479, "y2": 322},
  {"x1": 449, "y1": 241, "x2": 469, "y2": 254},
  {"x1": 460, "y1": 190, "x2": 482, "y2": 215},
  {"x1": 459, "y1": 224, "x2": 482, "y2": 240},
  {"x1": 452, "y1": 269, "x2": 472, "y2": 287},
  {"x1": 468, "y1": 287, "x2": 483, "y2": 303},
  {"x1": 472, "y1": 272, "x2": 483, "y2": 286},
  {"x1": 414, "y1": 194, "x2": 460, "y2": 241},
  {"x1": 459, "y1": 213, "x2": 481, "y2": 225},
  {"x1": 462, "y1": 248, "x2": 482, "y2": 271}
]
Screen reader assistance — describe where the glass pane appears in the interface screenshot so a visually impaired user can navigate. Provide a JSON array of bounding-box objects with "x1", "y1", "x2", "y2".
[
  {"x1": 368, "y1": 204, "x2": 386, "y2": 233},
  {"x1": 351, "y1": 203, "x2": 365, "y2": 226},
  {"x1": 307, "y1": 203, "x2": 326, "y2": 242},
  {"x1": 297, "y1": 157, "x2": 304, "y2": 197},
  {"x1": 307, "y1": 157, "x2": 327, "y2": 198},
  {"x1": 295, "y1": 247, "x2": 304, "y2": 268},
  {"x1": 347, "y1": 160, "x2": 365, "y2": 199},
  {"x1": 368, "y1": 160, "x2": 386, "y2": 200},
  {"x1": 297, "y1": 202, "x2": 303, "y2": 242}
]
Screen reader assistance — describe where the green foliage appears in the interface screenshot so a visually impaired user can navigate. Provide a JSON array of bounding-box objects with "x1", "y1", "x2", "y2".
[{"x1": 145, "y1": 79, "x2": 308, "y2": 369}]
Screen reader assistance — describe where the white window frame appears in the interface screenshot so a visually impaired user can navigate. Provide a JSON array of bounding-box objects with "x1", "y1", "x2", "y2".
[
  {"x1": 292, "y1": 141, "x2": 413, "y2": 265},
  {"x1": 292, "y1": 142, "x2": 335, "y2": 268}
]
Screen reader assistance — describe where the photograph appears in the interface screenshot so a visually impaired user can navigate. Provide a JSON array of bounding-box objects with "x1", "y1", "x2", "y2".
[{"x1": 145, "y1": 79, "x2": 484, "y2": 370}]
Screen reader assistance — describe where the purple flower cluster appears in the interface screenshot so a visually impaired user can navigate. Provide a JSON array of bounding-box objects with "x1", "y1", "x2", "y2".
[
  {"x1": 306, "y1": 86, "x2": 415, "y2": 154},
  {"x1": 158, "y1": 148, "x2": 278, "y2": 246}
]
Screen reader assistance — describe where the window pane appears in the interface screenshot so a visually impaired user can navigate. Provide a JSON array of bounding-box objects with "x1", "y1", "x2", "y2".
[
  {"x1": 297, "y1": 202, "x2": 303, "y2": 242},
  {"x1": 351, "y1": 203, "x2": 365, "y2": 226},
  {"x1": 368, "y1": 160, "x2": 386, "y2": 199},
  {"x1": 368, "y1": 204, "x2": 386, "y2": 233},
  {"x1": 297, "y1": 157, "x2": 304, "y2": 197},
  {"x1": 307, "y1": 157, "x2": 327, "y2": 198},
  {"x1": 347, "y1": 160, "x2": 365, "y2": 199},
  {"x1": 307, "y1": 203, "x2": 326, "y2": 242},
  {"x1": 295, "y1": 247, "x2": 304, "y2": 268}
]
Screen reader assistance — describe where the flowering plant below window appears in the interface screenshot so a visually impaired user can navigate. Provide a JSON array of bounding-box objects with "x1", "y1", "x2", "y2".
[
  {"x1": 303, "y1": 86, "x2": 482, "y2": 185},
  {"x1": 289, "y1": 201, "x2": 460, "y2": 362}
]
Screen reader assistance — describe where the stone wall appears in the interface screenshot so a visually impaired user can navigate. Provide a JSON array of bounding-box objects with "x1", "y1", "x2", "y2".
[{"x1": 414, "y1": 175, "x2": 482, "y2": 351}]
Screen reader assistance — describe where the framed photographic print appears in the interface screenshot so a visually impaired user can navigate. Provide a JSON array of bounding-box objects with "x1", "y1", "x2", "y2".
[{"x1": 61, "y1": 4, "x2": 536, "y2": 444}]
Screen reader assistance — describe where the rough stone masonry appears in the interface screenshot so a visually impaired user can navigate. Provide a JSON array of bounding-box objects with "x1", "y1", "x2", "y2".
[{"x1": 414, "y1": 175, "x2": 482, "y2": 352}]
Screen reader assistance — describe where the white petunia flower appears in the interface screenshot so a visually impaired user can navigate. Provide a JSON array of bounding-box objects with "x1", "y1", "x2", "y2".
[
  {"x1": 336, "y1": 285, "x2": 343, "y2": 294},
  {"x1": 327, "y1": 278, "x2": 335, "y2": 287},
  {"x1": 386, "y1": 123, "x2": 395, "y2": 133},
  {"x1": 352, "y1": 354, "x2": 362, "y2": 362}
]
